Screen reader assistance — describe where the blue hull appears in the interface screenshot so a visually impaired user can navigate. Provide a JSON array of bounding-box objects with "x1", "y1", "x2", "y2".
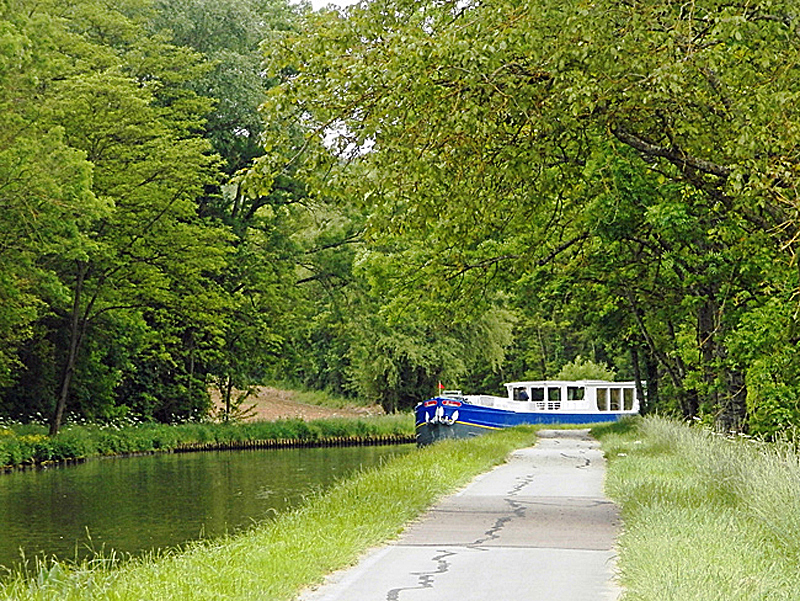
[{"x1": 415, "y1": 396, "x2": 625, "y2": 446}]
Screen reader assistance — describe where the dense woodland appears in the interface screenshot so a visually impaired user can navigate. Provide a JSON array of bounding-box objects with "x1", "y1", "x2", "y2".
[{"x1": 1, "y1": 0, "x2": 799, "y2": 436}]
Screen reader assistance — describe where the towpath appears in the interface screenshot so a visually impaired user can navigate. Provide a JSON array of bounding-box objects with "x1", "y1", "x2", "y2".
[{"x1": 299, "y1": 429, "x2": 622, "y2": 601}]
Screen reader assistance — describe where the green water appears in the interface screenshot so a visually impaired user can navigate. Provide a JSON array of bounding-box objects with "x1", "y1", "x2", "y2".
[{"x1": 0, "y1": 445, "x2": 412, "y2": 571}]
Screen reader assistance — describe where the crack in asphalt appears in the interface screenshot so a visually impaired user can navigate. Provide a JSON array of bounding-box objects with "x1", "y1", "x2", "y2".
[
  {"x1": 387, "y1": 473, "x2": 537, "y2": 599},
  {"x1": 385, "y1": 549, "x2": 456, "y2": 601},
  {"x1": 470, "y1": 473, "x2": 535, "y2": 546},
  {"x1": 384, "y1": 441, "x2": 607, "y2": 600},
  {"x1": 560, "y1": 452, "x2": 591, "y2": 468}
]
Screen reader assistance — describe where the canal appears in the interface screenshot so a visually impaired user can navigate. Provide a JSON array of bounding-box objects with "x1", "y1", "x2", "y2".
[{"x1": 0, "y1": 444, "x2": 413, "y2": 571}]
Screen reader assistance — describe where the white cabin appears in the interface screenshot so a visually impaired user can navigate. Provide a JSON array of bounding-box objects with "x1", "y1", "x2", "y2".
[{"x1": 462, "y1": 380, "x2": 640, "y2": 415}]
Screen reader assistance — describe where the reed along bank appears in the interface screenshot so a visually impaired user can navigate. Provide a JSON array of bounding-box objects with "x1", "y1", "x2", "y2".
[{"x1": 0, "y1": 415, "x2": 414, "y2": 470}]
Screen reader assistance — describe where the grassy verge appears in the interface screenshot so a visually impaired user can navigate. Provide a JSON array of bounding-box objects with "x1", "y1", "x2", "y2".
[
  {"x1": 290, "y1": 388, "x2": 368, "y2": 409},
  {"x1": 257, "y1": 384, "x2": 373, "y2": 410},
  {"x1": 0, "y1": 415, "x2": 413, "y2": 470},
  {"x1": 0, "y1": 426, "x2": 538, "y2": 600},
  {"x1": 592, "y1": 417, "x2": 800, "y2": 600}
]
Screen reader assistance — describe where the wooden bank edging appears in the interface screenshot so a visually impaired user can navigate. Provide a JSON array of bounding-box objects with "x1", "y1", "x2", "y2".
[
  {"x1": 1, "y1": 433, "x2": 417, "y2": 472},
  {"x1": 172, "y1": 433, "x2": 417, "y2": 452}
]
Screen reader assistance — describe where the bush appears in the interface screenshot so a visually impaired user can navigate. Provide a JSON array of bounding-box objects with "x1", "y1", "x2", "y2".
[{"x1": 557, "y1": 355, "x2": 617, "y2": 380}]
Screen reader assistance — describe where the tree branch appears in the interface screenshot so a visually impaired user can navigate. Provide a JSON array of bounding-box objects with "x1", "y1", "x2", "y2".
[
  {"x1": 611, "y1": 126, "x2": 731, "y2": 178},
  {"x1": 536, "y1": 232, "x2": 590, "y2": 267},
  {"x1": 304, "y1": 232, "x2": 363, "y2": 255},
  {"x1": 443, "y1": 254, "x2": 521, "y2": 280}
]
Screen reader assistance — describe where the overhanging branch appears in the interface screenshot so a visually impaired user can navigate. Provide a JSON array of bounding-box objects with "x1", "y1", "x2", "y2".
[{"x1": 611, "y1": 126, "x2": 731, "y2": 178}]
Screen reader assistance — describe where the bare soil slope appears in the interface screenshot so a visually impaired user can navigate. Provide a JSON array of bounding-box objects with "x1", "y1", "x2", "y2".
[{"x1": 212, "y1": 387, "x2": 383, "y2": 421}]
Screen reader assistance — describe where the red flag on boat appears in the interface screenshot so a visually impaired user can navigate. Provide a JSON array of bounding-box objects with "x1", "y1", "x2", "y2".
[{"x1": 438, "y1": 381, "x2": 445, "y2": 390}]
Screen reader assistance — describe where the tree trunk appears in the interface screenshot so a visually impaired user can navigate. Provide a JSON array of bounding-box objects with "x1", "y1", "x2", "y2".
[
  {"x1": 679, "y1": 388, "x2": 700, "y2": 419},
  {"x1": 625, "y1": 291, "x2": 685, "y2": 392},
  {"x1": 50, "y1": 263, "x2": 88, "y2": 436},
  {"x1": 644, "y1": 349, "x2": 659, "y2": 412},
  {"x1": 696, "y1": 292, "x2": 748, "y2": 429},
  {"x1": 537, "y1": 327, "x2": 548, "y2": 377},
  {"x1": 697, "y1": 295, "x2": 720, "y2": 411},
  {"x1": 718, "y1": 370, "x2": 747, "y2": 432},
  {"x1": 630, "y1": 345, "x2": 649, "y2": 414},
  {"x1": 224, "y1": 375, "x2": 234, "y2": 421}
]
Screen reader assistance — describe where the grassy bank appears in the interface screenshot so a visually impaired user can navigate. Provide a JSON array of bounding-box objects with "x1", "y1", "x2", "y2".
[
  {"x1": 593, "y1": 417, "x2": 800, "y2": 600},
  {"x1": 0, "y1": 415, "x2": 413, "y2": 470},
  {"x1": 0, "y1": 426, "x2": 537, "y2": 600},
  {"x1": 284, "y1": 386, "x2": 371, "y2": 410}
]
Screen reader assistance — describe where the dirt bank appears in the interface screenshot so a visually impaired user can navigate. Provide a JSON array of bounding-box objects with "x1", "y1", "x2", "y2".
[{"x1": 212, "y1": 387, "x2": 384, "y2": 421}]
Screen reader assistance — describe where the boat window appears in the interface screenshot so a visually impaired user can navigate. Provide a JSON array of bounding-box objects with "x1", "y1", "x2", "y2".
[
  {"x1": 624, "y1": 388, "x2": 634, "y2": 410},
  {"x1": 513, "y1": 387, "x2": 529, "y2": 401},
  {"x1": 596, "y1": 388, "x2": 608, "y2": 411},
  {"x1": 530, "y1": 387, "x2": 544, "y2": 402},
  {"x1": 547, "y1": 387, "x2": 561, "y2": 410},
  {"x1": 567, "y1": 386, "x2": 585, "y2": 401},
  {"x1": 610, "y1": 388, "x2": 621, "y2": 411}
]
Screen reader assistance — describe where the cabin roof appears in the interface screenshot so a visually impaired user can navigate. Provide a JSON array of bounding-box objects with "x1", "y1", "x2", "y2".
[{"x1": 505, "y1": 380, "x2": 637, "y2": 387}]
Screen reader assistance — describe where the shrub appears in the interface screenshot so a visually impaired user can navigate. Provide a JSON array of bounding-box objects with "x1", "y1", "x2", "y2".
[{"x1": 557, "y1": 356, "x2": 617, "y2": 380}]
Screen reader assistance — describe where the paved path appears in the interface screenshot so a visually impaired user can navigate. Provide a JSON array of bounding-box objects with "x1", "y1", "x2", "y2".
[{"x1": 299, "y1": 430, "x2": 621, "y2": 601}]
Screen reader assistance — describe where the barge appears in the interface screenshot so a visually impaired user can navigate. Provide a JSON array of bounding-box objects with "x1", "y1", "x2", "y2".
[{"x1": 415, "y1": 380, "x2": 639, "y2": 445}]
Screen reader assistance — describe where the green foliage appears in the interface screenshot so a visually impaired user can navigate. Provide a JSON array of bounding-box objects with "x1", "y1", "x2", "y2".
[
  {"x1": 342, "y1": 251, "x2": 516, "y2": 411},
  {"x1": 149, "y1": 0, "x2": 299, "y2": 175},
  {"x1": 256, "y1": 0, "x2": 800, "y2": 433},
  {"x1": 141, "y1": 0, "x2": 318, "y2": 423},
  {"x1": 0, "y1": 415, "x2": 414, "y2": 469},
  {"x1": 4, "y1": 0, "x2": 800, "y2": 438},
  {"x1": 557, "y1": 356, "x2": 617, "y2": 381},
  {"x1": 0, "y1": 0, "x2": 229, "y2": 430},
  {"x1": 0, "y1": 8, "x2": 100, "y2": 387},
  {"x1": 728, "y1": 294, "x2": 800, "y2": 438},
  {"x1": 0, "y1": 0, "x2": 312, "y2": 430}
]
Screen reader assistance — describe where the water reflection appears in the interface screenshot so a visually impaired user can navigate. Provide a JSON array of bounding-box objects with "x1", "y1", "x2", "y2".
[{"x1": 0, "y1": 445, "x2": 412, "y2": 571}]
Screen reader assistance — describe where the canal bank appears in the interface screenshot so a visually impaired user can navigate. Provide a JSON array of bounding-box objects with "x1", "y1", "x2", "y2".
[
  {"x1": 300, "y1": 430, "x2": 621, "y2": 601},
  {"x1": 0, "y1": 415, "x2": 413, "y2": 471},
  {"x1": 0, "y1": 427, "x2": 537, "y2": 600}
]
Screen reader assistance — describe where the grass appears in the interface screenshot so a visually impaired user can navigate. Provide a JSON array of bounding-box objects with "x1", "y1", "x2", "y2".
[
  {"x1": 260, "y1": 384, "x2": 370, "y2": 410},
  {"x1": 592, "y1": 417, "x2": 800, "y2": 600},
  {"x1": 0, "y1": 415, "x2": 414, "y2": 470},
  {"x1": 0, "y1": 426, "x2": 538, "y2": 600},
  {"x1": 291, "y1": 388, "x2": 365, "y2": 409}
]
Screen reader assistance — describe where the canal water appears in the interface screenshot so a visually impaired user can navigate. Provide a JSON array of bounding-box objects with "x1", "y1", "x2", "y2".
[{"x1": 0, "y1": 444, "x2": 413, "y2": 572}]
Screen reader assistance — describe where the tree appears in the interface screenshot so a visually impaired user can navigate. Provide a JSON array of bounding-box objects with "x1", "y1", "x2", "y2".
[
  {"x1": 257, "y1": 0, "x2": 800, "y2": 429},
  {"x1": 341, "y1": 239, "x2": 515, "y2": 411},
  {"x1": 145, "y1": 0, "x2": 322, "y2": 421},
  {"x1": 0, "y1": 4, "x2": 105, "y2": 397},
  {"x1": 46, "y1": 70, "x2": 227, "y2": 433},
  {"x1": 0, "y1": 0, "x2": 233, "y2": 433},
  {"x1": 149, "y1": 0, "x2": 300, "y2": 176}
]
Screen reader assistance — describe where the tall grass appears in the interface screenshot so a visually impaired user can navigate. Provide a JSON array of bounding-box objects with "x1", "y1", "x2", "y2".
[
  {"x1": 593, "y1": 417, "x2": 800, "y2": 600},
  {"x1": 0, "y1": 426, "x2": 538, "y2": 600},
  {"x1": 0, "y1": 415, "x2": 413, "y2": 470},
  {"x1": 291, "y1": 388, "x2": 369, "y2": 409}
]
